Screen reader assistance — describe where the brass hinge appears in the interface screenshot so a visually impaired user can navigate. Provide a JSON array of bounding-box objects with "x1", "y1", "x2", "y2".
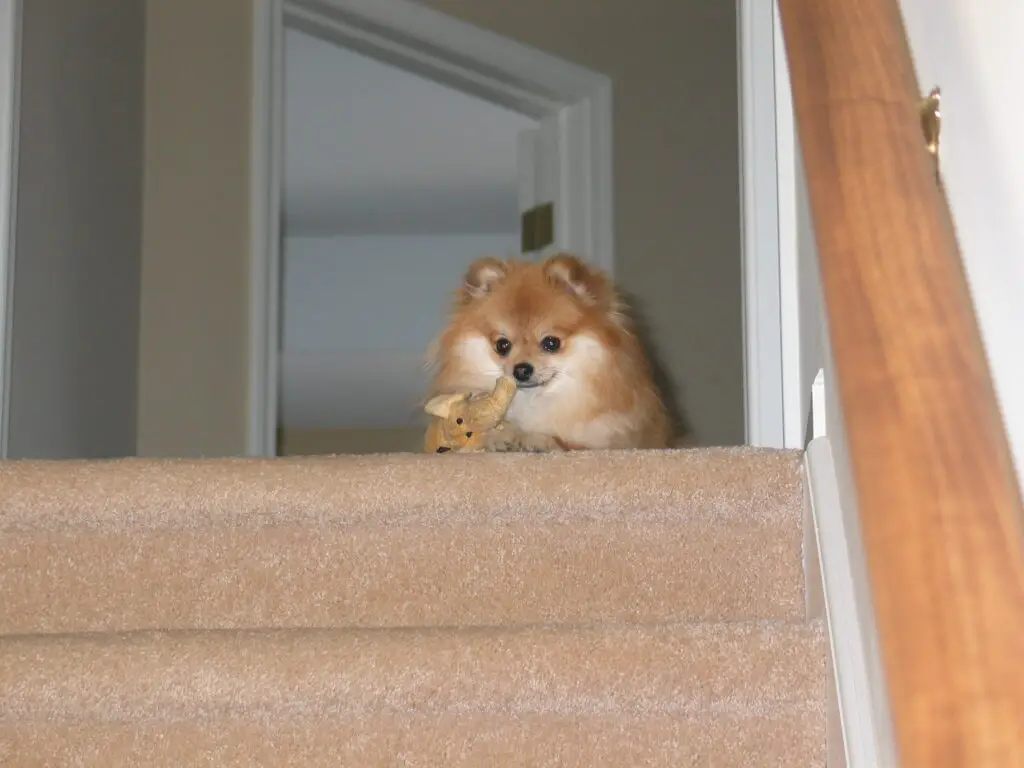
[
  {"x1": 521, "y1": 202, "x2": 555, "y2": 252},
  {"x1": 919, "y1": 86, "x2": 941, "y2": 181}
]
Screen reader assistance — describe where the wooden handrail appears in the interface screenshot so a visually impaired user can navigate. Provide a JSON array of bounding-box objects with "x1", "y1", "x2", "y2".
[{"x1": 777, "y1": 0, "x2": 1024, "y2": 765}]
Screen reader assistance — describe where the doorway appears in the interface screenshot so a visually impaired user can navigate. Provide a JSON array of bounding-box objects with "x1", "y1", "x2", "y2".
[
  {"x1": 277, "y1": 32, "x2": 536, "y2": 454},
  {"x1": 0, "y1": 0, "x2": 795, "y2": 459},
  {"x1": 249, "y1": 0, "x2": 615, "y2": 457}
]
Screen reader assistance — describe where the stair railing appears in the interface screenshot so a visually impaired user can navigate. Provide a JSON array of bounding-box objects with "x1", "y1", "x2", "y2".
[{"x1": 777, "y1": 0, "x2": 1024, "y2": 765}]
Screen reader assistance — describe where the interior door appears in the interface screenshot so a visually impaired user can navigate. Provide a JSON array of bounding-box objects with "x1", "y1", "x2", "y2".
[{"x1": 517, "y1": 111, "x2": 562, "y2": 258}]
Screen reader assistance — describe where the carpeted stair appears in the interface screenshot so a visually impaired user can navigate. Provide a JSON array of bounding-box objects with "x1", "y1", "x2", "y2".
[{"x1": 0, "y1": 448, "x2": 826, "y2": 765}]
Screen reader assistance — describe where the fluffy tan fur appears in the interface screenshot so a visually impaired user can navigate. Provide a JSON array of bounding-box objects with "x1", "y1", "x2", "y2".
[{"x1": 426, "y1": 253, "x2": 672, "y2": 451}]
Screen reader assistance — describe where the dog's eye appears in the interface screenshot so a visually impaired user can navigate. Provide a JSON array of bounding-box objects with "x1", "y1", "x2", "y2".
[
  {"x1": 495, "y1": 337, "x2": 512, "y2": 356},
  {"x1": 456, "y1": 417, "x2": 463, "y2": 425},
  {"x1": 540, "y1": 335, "x2": 561, "y2": 353},
  {"x1": 465, "y1": 431, "x2": 473, "y2": 438}
]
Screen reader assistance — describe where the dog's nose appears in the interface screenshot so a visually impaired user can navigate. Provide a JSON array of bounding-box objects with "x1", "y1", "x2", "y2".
[{"x1": 513, "y1": 362, "x2": 534, "y2": 382}]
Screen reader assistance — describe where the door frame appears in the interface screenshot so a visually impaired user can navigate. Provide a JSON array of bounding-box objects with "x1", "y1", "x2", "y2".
[
  {"x1": 0, "y1": 0, "x2": 796, "y2": 456},
  {"x1": 738, "y1": 0, "x2": 797, "y2": 449},
  {"x1": 248, "y1": 0, "x2": 615, "y2": 456},
  {"x1": 0, "y1": 0, "x2": 19, "y2": 459}
]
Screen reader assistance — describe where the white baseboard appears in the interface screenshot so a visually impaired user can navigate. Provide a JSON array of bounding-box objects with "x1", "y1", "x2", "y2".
[{"x1": 804, "y1": 437, "x2": 897, "y2": 767}]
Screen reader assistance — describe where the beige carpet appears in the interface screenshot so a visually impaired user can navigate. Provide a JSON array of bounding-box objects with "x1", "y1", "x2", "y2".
[{"x1": 0, "y1": 447, "x2": 826, "y2": 766}]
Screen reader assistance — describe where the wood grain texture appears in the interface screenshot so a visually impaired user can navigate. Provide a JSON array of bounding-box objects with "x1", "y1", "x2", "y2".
[{"x1": 776, "y1": 0, "x2": 1024, "y2": 764}]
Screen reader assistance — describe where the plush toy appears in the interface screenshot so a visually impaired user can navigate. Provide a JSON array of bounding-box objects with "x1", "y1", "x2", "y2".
[{"x1": 423, "y1": 376, "x2": 517, "y2": 453}]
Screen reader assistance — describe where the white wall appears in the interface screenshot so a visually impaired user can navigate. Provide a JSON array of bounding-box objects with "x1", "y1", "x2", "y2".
[
  {"x1": 136, "y1": 0, "x2": 255, "y2": 459},
  {"x1": 283, "y1": 29, "x2": 534, "y2": 237},
  {"x1": 899, "y1": 0, "x2": 1024, "y2": 487},
  {"x1": 280, "y1": 233, "x2": 520, "y2": 429}
]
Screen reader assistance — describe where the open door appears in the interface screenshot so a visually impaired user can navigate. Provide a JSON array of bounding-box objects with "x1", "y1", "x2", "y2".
[
  {"x1": 517, "y1": 111, "x2": 561, "y2": 259},
  {"x1": 517, "y1": 104, "x2": 601, "y2": 267}
]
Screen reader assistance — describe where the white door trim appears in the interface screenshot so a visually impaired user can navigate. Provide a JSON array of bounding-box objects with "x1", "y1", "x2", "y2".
[
  {"x1": 0, "y1": 0, "x2": 20, "y2": 459},
  {"x1": 773, "y1": 1, "x2": 803, "y2": 450},
  {"x1": 738, "y1": 0, "x2": 791, "y2": 449},
  {"x1": 249, "y1": 0, "x2": 614, "y2": 456},
  {"x1": 249, "y1": 0, "x2": 285, "y2": 460}
]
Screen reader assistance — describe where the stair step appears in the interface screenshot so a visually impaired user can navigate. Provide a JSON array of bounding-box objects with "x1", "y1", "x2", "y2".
[
  {"x1": 0, "y1": 622, "x2": 826, "y2": 766},
  {"x1": 0, "y1": 448, "x2": 807, "y2": 634}
]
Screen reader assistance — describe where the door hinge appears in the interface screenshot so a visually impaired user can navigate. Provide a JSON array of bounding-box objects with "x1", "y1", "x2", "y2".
[{"x1": 521, "y1": 202, "x2": 555, "y2": 252}]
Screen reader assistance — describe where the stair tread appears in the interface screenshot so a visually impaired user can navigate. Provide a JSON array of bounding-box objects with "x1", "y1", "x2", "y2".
[
  {"x1": 0, "y1": 622, "x2": 825, "y2": 722},
  {"x1": 0, "y1": 448, "x2": 809, "y2": 633},
  {"x1": 0, "y1": 447, "x2": 803, "y2": 531},
  {"x1": 0, "y1": 715, "x2": 826, "y2": 767},
  {"x1": 0, "y1": 448, "x2": 826, "y2": 765}
]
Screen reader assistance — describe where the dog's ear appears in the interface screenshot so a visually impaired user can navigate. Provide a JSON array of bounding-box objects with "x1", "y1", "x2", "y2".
[
  {"x1": 543, "y1": 253, "x2": 615, "y2": 310},
  {"x1": 424, "y1": 392, "x2": 470, "y2": 419},
  {"x1": 462, "y1": 257, "x2": 508, "y2": 300}
]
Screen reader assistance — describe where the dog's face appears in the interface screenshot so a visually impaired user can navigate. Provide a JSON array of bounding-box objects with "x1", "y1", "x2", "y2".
[
  {"x1": 427, "y1": 253, "x2": 674, "y2": 451},
  {"x1": 431, "y1": 254, "x2": 627, "y2": 395}
]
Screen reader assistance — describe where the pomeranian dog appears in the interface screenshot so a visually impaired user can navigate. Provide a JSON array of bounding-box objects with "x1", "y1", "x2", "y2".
[{"x1": 426, "y1": 253, "x2": 673, "y2": 451}]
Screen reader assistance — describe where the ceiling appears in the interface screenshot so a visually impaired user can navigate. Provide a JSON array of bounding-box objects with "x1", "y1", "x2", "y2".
[{"x1": 282, "y1": 28, "x2": 537, "y2": 236}]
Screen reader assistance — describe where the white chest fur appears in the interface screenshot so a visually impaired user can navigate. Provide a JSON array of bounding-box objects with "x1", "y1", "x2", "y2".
[{"x1": 505, "y1": 378, "x2": 636, "y2": 449}]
